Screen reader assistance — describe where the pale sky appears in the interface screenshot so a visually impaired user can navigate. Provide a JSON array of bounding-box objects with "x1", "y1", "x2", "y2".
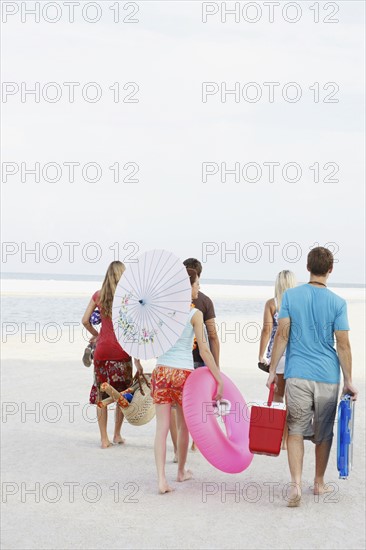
[{"x1": 1, "y1": 1, "x2": 365, "y2": 283}]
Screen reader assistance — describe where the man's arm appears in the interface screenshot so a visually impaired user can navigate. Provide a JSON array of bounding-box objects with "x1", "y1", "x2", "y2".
[
  {"x1": 335, "y1": 330, "x2": 358, "y2": 400},
  {"x1": 205, "y1": 318, "x2": 220, "y2": 369},
  {"x1": 266, "y1": 317, "x2": 290, "y2": 389}
]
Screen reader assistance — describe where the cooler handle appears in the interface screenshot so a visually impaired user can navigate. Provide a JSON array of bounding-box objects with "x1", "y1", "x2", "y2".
[{"x1": 267, "y1": 383, "x2": 275, "y2": 406}]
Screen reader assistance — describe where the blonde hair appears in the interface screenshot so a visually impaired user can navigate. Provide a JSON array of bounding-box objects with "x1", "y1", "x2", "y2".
[
  {"x1": 275, "y1": 270, "x2": 296, "y2": 311},
  {"x1": 99, "y1": 261, "x2": 125, "y2": 318}
]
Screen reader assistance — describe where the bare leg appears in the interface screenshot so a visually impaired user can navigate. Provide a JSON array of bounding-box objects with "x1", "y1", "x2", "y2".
[
  {"x1": 274, "y1": 375, "x2": 287, "y2": 450},
  {"x1": 286, "y1": 434, "x2": 304, "y2": 506},
  {"x1": 97, "y1": 406, "x2": 111, "y2": 448},
  {"x1": 113, "y1": 405, "x2": 125, "y2": 444},
  {"x1": 154, "y1": 404, "x2": 174, "y2": 494},
  {"x1": 170, "y1": 408, "x2": 178, "y2": 461},
  {"x1": 175, "y1": 404, "x2": 193, "y2": 482},
  {"x1": 274, "y1": 374, "x2": 285, "y2": 403},
  {"x1": 282, "y1": 423, "x2": 288, "y2": 451},
  {"x1": 313, "y1": 439, "x2": 333, "y2": 494}
]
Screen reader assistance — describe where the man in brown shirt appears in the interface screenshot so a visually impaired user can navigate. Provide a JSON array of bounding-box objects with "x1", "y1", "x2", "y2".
[
  {"x1": 182, "y1": 258, "x2": 221, "y2": 451},
  {"x1": 183, "y1": 258, "x2": 220, "y2": 369}
]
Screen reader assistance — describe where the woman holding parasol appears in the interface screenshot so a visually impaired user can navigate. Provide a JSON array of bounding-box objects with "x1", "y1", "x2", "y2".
[{"x1": 151, "y1": 268, "x2": 223, "y2": 493}]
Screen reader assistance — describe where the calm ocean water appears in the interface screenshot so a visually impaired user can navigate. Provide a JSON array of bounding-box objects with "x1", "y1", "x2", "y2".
[
  {"x1": 1, "y1": 294, "x2": 263, "y2": 325},
  {"x1": 1, "y1": 273, "x2": 364, "y2": 326},
  {"x1": 1, "y1": 274, "x2": 269, "y2": 325}
]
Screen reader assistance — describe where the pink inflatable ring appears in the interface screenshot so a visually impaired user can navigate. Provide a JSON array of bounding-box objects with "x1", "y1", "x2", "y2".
[{"x1": 182, "y1": 367, "x2": 253, "y2": 473}]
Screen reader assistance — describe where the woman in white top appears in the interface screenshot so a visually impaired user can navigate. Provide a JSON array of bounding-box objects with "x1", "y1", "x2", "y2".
[
  {"x1": 258, "y1": 270, "x2": 296, "y2": 403},
  {"x1": 151, "y1": 268, "x2": 223, "y2": 494}
]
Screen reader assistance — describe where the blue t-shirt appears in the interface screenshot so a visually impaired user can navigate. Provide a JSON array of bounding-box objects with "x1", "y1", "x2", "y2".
[
  {"x1": 157, "y1": 308, "x2": 197, "y2": 370},
  {"x1": 278, "y1": 284, "x2": 349, "y2": 384}
]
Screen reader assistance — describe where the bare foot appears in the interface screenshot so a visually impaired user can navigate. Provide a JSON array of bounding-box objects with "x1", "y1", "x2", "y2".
[
  {"x1": 177, "y1": 469, "x2": 193, "y2": 482},
  {"x1": 191, "y1": 442, "x2": 196, "y2": 451},
  {"x1": 101, "y1": 439, "x2": 112, "y2": 449},
  {"x1": 173, "y1": 453, "x2": 178, "y2": 463},
  {"x1": 158, "y1": 481, "x2": 174, "y2": 494},
  {"x1": 312, "y1": 482, "x2": 334, "y2": 495},
  {"x1": 287, "y1": 495, "x2": 301, "y2": 507},
  {"x1": 286, "y1": 485, "x2": 301, "y2": 507},
  {"x1": 113, "y1": 436, "x2": 126, "y2": 445}
]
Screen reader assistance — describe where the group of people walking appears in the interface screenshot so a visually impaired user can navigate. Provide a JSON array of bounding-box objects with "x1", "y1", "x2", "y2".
[{"x1": 82, "y1": 247, "x2": 358, "y2": 504}]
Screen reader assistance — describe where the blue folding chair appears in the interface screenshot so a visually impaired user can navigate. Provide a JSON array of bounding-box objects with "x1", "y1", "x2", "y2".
[{"x1": 337, "y1": 394, "x2": 355, "y2": 479}]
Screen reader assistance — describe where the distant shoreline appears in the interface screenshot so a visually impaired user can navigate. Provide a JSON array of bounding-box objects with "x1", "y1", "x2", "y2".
[{"x1": 1, "y1": 272, "x2": 365, "y2": 289}]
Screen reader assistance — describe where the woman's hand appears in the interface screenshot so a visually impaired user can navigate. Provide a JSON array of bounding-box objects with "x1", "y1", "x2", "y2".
[
  {"x1": 214, "y1": 379, "x2": 224, "y2": 401},
  {"x1": 89, "y1": 335, "x2": 98, "y2": 345},
  {"x1": 259, "y1": 356, "x2": 270, "y2": 365}
]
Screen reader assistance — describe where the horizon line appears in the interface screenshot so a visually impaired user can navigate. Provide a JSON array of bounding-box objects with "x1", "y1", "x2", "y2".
[{"x1": 1, "y1": 271, "x2": 365, "y2": 288}]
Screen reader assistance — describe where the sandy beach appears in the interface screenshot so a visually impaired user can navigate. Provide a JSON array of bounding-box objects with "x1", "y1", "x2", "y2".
[
  {"x1": 2, "y1": 0, "x2": 364, "y2": 546},
  {"x1": 1, "y1": 283, "x2": 365, "y2": 550}
]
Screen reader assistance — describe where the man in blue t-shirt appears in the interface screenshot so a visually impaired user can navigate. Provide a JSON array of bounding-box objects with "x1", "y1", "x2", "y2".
[{"x1": 267, "y1": 247, "x2": 358, "y2": 506}]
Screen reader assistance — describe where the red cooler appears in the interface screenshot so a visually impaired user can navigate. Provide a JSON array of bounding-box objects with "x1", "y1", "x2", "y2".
[{"x1": 249, "y1": 383, "x2": 286, "y2": 456}]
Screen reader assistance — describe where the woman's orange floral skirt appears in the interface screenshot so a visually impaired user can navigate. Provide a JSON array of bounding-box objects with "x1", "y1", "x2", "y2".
[{"x1": 151, "y1": 366, "x2": 192, "y2": 405}]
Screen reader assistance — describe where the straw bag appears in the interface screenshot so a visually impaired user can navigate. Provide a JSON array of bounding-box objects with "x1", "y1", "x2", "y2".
[{"x1": 122, "y1": 372, "x2": 156, "y2": 426}]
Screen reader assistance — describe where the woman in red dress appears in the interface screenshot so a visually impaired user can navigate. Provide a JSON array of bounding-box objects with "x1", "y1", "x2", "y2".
[{"x1": 82, "y1": 261, "x2": 142, "y2": 448}]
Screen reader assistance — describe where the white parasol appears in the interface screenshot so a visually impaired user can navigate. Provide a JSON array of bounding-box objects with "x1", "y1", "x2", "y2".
[{"x1": 112, "y1": 250, "x2": 192, "y2": 359}]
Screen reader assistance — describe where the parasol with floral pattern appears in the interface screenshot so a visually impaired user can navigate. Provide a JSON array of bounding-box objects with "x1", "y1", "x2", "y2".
[{"x1": 112, "y1": 250, "x2": 192, "y2": 360}]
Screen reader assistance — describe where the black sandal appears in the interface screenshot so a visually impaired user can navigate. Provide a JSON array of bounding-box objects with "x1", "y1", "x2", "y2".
[{"x1": 258, "y1": 362, "x2": 270, "y2": 373}]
